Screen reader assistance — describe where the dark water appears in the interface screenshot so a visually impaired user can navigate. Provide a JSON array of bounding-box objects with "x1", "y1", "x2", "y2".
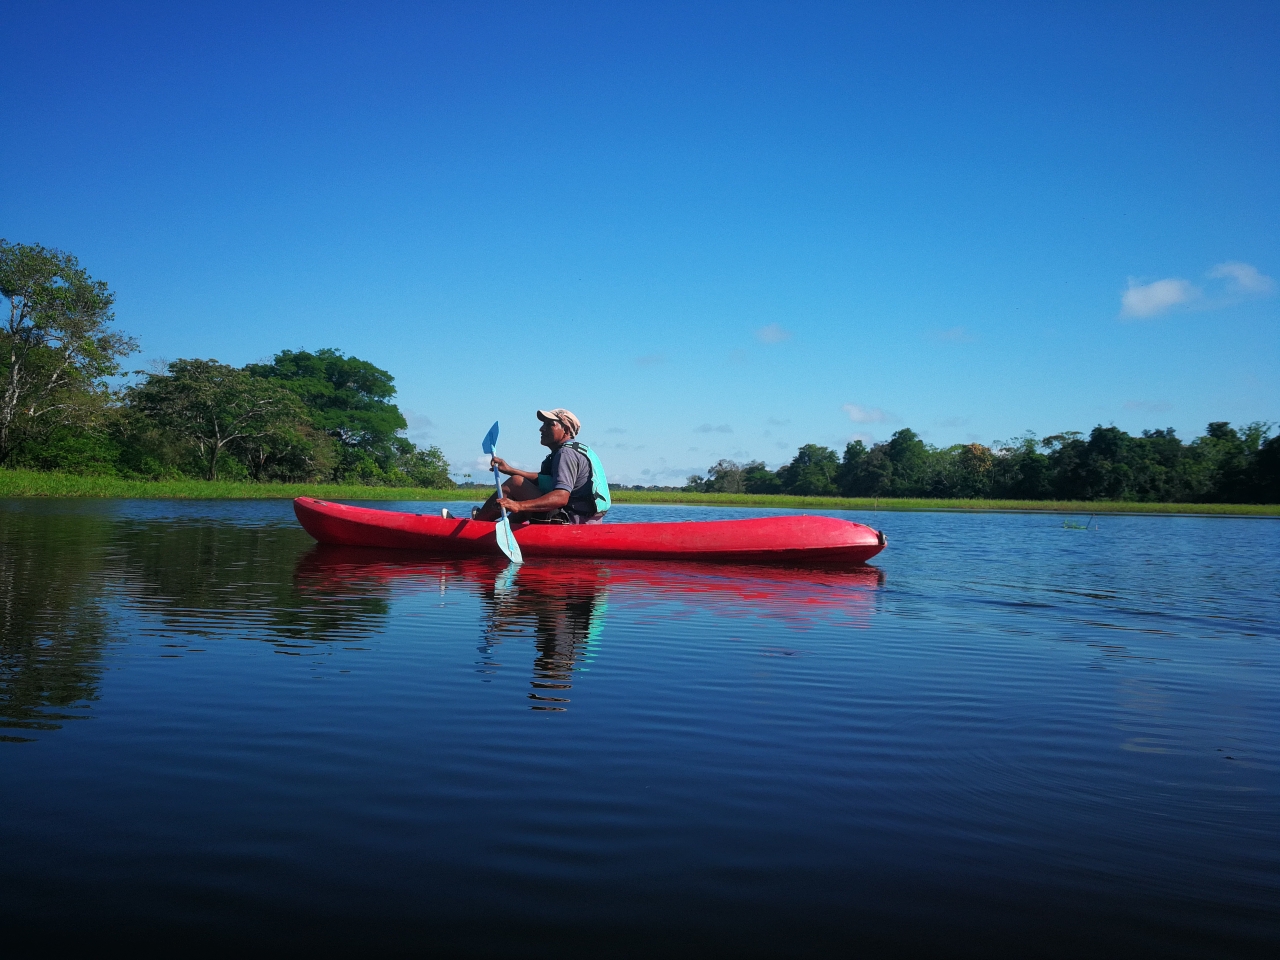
[{"x1": 2, "y1": 499, "x2": 1277, "y2": 956}]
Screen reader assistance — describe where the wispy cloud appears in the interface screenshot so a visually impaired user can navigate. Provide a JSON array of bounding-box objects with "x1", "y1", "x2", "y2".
[
  {"x1": 1119, "y1": 261, "x2": 1274, "y2": 319},
  {"x1": 695, "y1": 423, "x2": 733, "y2": 434},
  {"x1": 930, "y1": 326, "x2": 976, "y2": 343},
  {"x1": 843, "y1": 403, "x2": 894, "y2": 424},
  {"x1": 631, "y1": 464, "x2": 705, "y2": 484},
  {"x1": 1120, "y1": 278, "x2": 1200, "y2": 318},
  {"x1": 635, "y1": 353, "x2": 667, "y2": 366},
  {"x1": 1123, "y1": 400, "x2": 1172, "y2": 413},
  {"x1": 1208, "y1": 261, "x2": 1275, "y2": 295},
  {"x1": 401, "y1": 409, "x2": 435, "y2": 442},
  {"x1": 755, "y1": 323, "x2": 792, "y2": 344}
]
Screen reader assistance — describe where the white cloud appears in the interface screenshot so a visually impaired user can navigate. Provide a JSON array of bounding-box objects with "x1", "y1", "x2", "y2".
[
  {"x1": 1119, "y1": 262, "x2": 1273, "y2": 319},
  {"x1": 1120, "y1": 277, "x2": 1200, "y2": 318},
  {"x1": 470, "y1": 455, "x2": 497, "y2": 477},
  {"x1": 694, "y1": 423, "x2": 733, "y2": 434},
  {"x1": 755, "y1": 323, "x2": 792, "y2": 344},
  {"x1": 843, "y1": 403, "x2": 892, "y2": 424},
  {"x1": 1208, "y1": 261, "x2": 1275, "y2": 295}
]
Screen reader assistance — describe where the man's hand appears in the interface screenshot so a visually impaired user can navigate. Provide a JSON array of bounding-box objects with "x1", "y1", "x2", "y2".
[
  {"x1": 496, "y1": 496, "x2": 521, "y2": 514},
  {"x1": 490, "y1": 456, "x2": 514, "y2": 476}
]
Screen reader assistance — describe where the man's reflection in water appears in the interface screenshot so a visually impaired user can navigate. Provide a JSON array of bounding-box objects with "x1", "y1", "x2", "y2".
[{"x1": 477, "y1": 564, "x2": 608, "y2": 711}]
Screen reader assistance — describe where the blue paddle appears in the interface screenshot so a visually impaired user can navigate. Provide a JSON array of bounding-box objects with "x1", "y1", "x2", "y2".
[{"x1": 482, "y1": 421, "x2": 523, "y2": 563}]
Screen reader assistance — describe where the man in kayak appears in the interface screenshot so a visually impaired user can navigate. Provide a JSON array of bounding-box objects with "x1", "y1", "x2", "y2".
[{"x1": 474, "y1": 408, "x2": 612, "y2": 524}]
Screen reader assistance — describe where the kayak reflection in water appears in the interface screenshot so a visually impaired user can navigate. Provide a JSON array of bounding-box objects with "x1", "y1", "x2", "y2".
[
  {"x1": 294, "y1": 549, "x2": 884, "y2": 713},
  {"x1": 474, "y1": 408, "x2": 611, "y2": 526},
  {"x1": 477, "y1": 563, "x2": 609, "y2": 712}
]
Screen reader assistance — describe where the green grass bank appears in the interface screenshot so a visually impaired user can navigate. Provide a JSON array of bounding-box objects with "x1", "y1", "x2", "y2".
[
  {"x1": 2, "y1": 468, "x2": 1277, "y2": 516},
  {"x1": 0, "y1": 469, "x2": 475, "y2": 502}
]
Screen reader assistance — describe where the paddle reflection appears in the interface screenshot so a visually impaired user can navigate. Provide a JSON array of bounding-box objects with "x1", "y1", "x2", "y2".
[{"x1": 295, "y1": 547, "x2": 884, "y2": 712}]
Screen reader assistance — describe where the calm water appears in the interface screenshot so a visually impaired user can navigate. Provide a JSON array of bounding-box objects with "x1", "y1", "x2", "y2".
[{"x1": 2, "y1": 499, "x2": 1277, "y2": 956}]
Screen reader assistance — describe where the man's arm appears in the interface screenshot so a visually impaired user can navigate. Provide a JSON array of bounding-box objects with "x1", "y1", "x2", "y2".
[
  {"x1": 489, "y1": 456, "x2": 539, "y2": 482},
  {"x1": 498, "y1": 488, "x2": 570, "y2": 515}
]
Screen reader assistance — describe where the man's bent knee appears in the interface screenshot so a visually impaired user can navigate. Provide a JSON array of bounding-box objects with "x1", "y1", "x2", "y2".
[{"x1": 502, "y1": 475, "x2": 543, "y2": 501}]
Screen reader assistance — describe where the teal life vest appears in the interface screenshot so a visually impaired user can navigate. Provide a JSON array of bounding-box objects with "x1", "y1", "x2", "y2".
[{"x1": 537, "y1": 440, "x2": 611, "y2": 516}]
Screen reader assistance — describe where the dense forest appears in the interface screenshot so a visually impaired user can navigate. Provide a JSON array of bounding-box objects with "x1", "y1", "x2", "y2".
[
  {"x1": 684, "y1": 422, "x2": 1280, "y2": 503},
  {"x1": 1, "y1": 240, "x2": 451, "y2": 487}
]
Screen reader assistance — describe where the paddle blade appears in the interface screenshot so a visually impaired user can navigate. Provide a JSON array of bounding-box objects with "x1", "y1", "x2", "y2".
[
  {"x1": 494, "y1": 516, "x2": 523, "y2": 563},
  {"x1": 482, "y1": 421, "x2": 500, "y2": 455}
]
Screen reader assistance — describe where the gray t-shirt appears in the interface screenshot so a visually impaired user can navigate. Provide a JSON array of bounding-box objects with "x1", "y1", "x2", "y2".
[{"x1": 546, "y1": 444, "x2": 593, "y2": 502}]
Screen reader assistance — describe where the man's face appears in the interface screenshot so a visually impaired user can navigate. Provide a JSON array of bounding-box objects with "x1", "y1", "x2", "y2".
[{"x1": 539, "y1": 418, "x2": 567, "y2": 448}]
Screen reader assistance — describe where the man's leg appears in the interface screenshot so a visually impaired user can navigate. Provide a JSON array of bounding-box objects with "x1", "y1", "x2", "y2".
[{"x1": 474, "y1": 475, "x2": 543, "y2": 521}]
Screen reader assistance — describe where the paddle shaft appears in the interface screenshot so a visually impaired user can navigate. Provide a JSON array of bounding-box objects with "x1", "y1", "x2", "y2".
[{"x1": 491, "y1": 462, "x2": 510, "y2": 521}]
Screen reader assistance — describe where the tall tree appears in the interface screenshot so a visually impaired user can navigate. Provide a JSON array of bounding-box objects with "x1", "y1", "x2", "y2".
[
  {"x1": 1253, "y1": 433, "x2": 1280, "y2": 503},
  {"x1": 236, "y1": 419, "x2": 336, "y2": 483},
  {"x1": 397, "y1": 445, "x2": 453, "y2": 488},
  {"x1": 247, "y1": 349, "x2": 409, "y2": 476},
  {"x1": 777, "y1": 444, "x2": 840, "y2": 495},
  {"x1": 0, "y1": 241, "x2": 137, "y2": 464},
  {"x1": 990, "y1": 434, "x2": 1052, "y2": 499},
  {"x1": 884, "y1": 428, "x2": 930, "y2": 495},
  {"x1": 742, "y1": 460, "x2": 781, "y2": 494},
  {"x1": 836, "y1": 440, "x2": 869, "y2": 496},
  {"x1": 705, "y1": 459, "x2": 746, "y2": 493},
  {"x1": 127, "y1": 360, "x2": 307, "y2": 480}
]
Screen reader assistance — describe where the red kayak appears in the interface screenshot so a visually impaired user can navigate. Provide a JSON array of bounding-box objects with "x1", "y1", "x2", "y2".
[{"x1": 293, "y1": 497, "x2": 886, "y2": 564}]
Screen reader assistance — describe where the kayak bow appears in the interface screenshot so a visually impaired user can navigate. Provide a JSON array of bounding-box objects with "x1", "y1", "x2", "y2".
[{"x1": 293, "y1": 497, "x2": 885, "y2": 564}]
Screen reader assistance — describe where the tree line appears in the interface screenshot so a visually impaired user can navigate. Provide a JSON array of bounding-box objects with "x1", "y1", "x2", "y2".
[
  {"x1": 6, "y1": 239, "x2": 1276, "y2": 502},
  {"x1": 1, "y1": 240, "x2": 451, "y2": 487},
  {"x1": 687, "y1": 423, "x2": 1280, "y2": 503}
]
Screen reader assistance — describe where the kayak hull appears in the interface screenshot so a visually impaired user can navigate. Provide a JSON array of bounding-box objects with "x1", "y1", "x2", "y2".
[{"x1": 293, "y1": 497, "x2": 886, "y2": 564}]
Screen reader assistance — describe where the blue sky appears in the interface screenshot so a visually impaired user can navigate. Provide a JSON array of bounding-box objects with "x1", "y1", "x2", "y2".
[{"x1": 4, "y1": 1, "x2": 1277, "y2": 484}]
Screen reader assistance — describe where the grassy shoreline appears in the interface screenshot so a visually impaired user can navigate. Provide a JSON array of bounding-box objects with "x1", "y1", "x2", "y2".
[{"x1": 2, "y1": 468, "x2": 1277, "y2": 516}]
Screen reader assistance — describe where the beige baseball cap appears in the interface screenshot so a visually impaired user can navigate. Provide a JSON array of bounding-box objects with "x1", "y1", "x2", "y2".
[{"x1": 537, "y1": 408, "x2": 581, "y2": 438}]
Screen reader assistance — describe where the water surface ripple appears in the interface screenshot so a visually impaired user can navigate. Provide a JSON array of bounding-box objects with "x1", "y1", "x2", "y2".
[{"x1": 1, "y1": 499, "x2": 1277, "y2": 956}]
